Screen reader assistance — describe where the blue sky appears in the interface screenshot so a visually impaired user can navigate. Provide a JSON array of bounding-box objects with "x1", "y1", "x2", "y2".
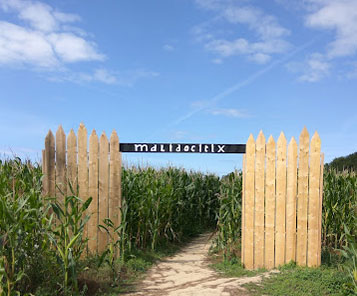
[{"x1": 0, "y1": 0, "x2": 356, "y2": 175}]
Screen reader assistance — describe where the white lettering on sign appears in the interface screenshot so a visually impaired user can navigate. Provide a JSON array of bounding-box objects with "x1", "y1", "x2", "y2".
[
  {"x1": 135, "y1": 144, "x2": 149, "y2": 152},
  {"x1": 127, "y1": 143, "x2": 243, "y2": 153},
  {"x1": 217, "y1": 145, "x2": 225, "y2": 153}
]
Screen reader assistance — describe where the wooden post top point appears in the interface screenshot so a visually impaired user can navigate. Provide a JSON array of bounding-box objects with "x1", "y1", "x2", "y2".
[
  {"x1": 311, "y1": 131, "x2": 321, "y2": 142},
  {"x1": 247, "y1": 134, "x2": 255, "y2": 144},
  {"x1": 256, "y1": 131, "x2": 265, "y2": 143},
  {"x1": 46, "y1": 129, "x2": 54, "y2": 138},
  {"x1": 79, "y1": 123, "x2": 87, "y2": 131},
  {"x1": 267, "y1": 135, "x2": 275, "y2": 144},
  {"x1": 110, "y1": 130, "x2": 119, "y2": 141},
  {"x1": 300, "y1": 127, "x2": 309, "y2": 139},
  {"x1": 277, "y1": 132, "x2": 287, "y2": 144},
  {"x1": 289, "y1": 136, "x2": 297, "y2": 146}
]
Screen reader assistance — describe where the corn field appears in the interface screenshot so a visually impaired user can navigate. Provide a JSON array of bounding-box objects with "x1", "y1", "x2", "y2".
[
  {"x1": 322, "y1": 169, "x2": 357, "y2": 249},
  {"x1": 0, "y1": 158, "x2": 356, "y2": 294},
  {"x1": 121, "y1": 166, "x2": 221, "y2": 251}
]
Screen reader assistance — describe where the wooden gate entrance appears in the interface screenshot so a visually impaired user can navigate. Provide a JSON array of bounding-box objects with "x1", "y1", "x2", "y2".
[{"x1": 42, "y1": 124, "x2": 323, "y2": 269}]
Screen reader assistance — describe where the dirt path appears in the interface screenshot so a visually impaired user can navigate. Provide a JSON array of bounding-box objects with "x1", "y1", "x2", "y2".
[{"x1": 125, "y1": 233, "x2": 276, "y2": 296}]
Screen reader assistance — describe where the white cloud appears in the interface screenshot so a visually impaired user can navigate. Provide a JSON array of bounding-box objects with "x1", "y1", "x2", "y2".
[
  {"x1": 50, "y1": 68, "x2": 159, "y2": 86},
  {"x1": 163, "y1": 44, "x2": 175, "y2": 51},
  {"x1": 0, "y1": 21, "x2": 57, "y2": 68},
  {"x1": 222, "y1": 5, "x2": 289, "y2": 40},
  {"x1": 287, "y1": 53, "x2": 330, "y2": 82},
  {"x1": 208, "y1": 108, "x2": 250, "y2": 118},
  {"x1": 171, "y1": 131, "x2": 188, "y2": 140},
  {"x1": 0, "y1": 0, "x2": 104, "y2": 69},
  {"x1": 212, "y1": 58, "x2": 223, "y2": 64},
  {"x1": 93, "y1": 68, "x2": 117, "y2": 84},
  {"x1": 194, "y1": 0, "x2": 290, "y2": 64},
  {"x1": 346, "y1": 61, "x2": 357, "y2": 79},
  {"x1": 281, "y1": 0, "x2": 357, "y2": 82},
  {"x1": 305, "y1": 0, "x2": 357, "y2": 59},
  {"x1": 48, "y1": 33, "x2": 104, "y2": 63}
]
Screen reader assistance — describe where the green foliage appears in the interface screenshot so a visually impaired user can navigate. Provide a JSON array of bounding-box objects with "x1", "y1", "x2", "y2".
[
  {"x1": 0, "y1": 158, "x2": 92, "y2": 296},
  {"x1": 326, "y1": 152, "x2": 357, "y2": 172},
  {"x1": 0, "y1": 158, "x2": 51, "y2": 295},
  {"x1": 244, "y1": 265, "x2": 352, "y2": 296},
  {"x1": 210, "y1": 257, "x2": 259, "y2": 277},
  {"x1": 213, "y1": 171, "x2": 242, "y2": 259},
  {"x1": 340, "y1": 225, "x2": 357, "y2": 294},
  {"x1": 50, "y1": 195, "x2": 92, "y2": 295},
  {"x1": 97, "y1": 218, "x2": 121, "y2": 285},
  {"x1": 322, "y1": 169, "x2": 357, "y2": 250},
  {"x1": 121, "y1": 166, "x2": 220, "y2": 251}
]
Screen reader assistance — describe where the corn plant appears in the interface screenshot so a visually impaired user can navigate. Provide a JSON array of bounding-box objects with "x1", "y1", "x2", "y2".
[
  {"x1": 322, "y1": 169, "x2": 357, "y2": 249},
  {"x1": 98, "y1": 218, "x2": 121, "y2": 285},
  {"x1": 49, "y1": 195, "x2": 92, "y2": 295},
  {"x1": 213, "y1": 171, "x2": 243, "y2": 259},
  {"x1": 0, "y1": 158, "x2": 50, "y2": 295},
  {"x1": 121, "y1": 166, "x2": 220, "y2": 251},
  {"x1": 340, "y1": 225, "x2": 357, "y2": 294}
]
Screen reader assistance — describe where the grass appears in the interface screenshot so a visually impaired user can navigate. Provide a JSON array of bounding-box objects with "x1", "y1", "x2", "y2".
[
  {"x1": 210, "y1": 257, "x2": 262, "y2": 278},
  {"x1": 243, "y1": 263, "x2": 353, "y2": 296}
]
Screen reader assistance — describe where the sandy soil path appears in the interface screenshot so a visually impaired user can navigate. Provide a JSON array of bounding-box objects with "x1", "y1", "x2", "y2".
[{"x1": 125, "y1": 233, "x2": 276, "y2": 296}]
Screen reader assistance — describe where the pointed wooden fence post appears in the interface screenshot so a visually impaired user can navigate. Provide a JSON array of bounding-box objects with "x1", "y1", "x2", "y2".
[
  {"x1": 254, "y1": 131, "x2": 265, "y2": 269},
  {"x1": 98, "y1": 132, "x2": 109, "y2": 254},
  {"x1": 56, "y1": 126, "x2": 66, "y2": 203},
  {"x1": 243, "y1": 134, "x2": 255, "y2": 270},
  {"x1": 297, "y1": 127, "x2": 309, "y2": 266},
  {"x1": 275, "y1": 132, "x2": 287, "y2": 267},
  {"x1": 286, "y1": 137, "x2": 298, "y2": 263},
  {"x1": 67, "y1": 129, "x2": 77, "y2": 194},
  {"x1": 308, "y1": 132, "x2": 321, "y2": 267},
  {"x1": 265, "y1": 135, "x2": 276, "y2": 269},
  {"x1": 318, "y1": 153, "x2": 324, "y2": 266},
  {"x1": 109, "y1": 130, "x2": 121, "y2": 253},
  {"x1": 44, "y1": 130, "x2": 55, "y2": 198},
  {"x1": 88, "y1": 130, "x2": 99, "y2": 254},
  {"x1": 78, "y1": 123, "x2": 89, "y2": 250}
]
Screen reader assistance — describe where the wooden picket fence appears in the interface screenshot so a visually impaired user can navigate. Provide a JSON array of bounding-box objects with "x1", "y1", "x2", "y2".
[
  {"x1": 42, "y1": 123, "x2": 122, "y2": 255},
  {"x1": 242, "y1": 128, "x2": 324, "y2": 269}
]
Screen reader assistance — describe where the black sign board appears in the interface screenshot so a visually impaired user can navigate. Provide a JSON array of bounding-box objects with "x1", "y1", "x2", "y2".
[{"x1": 119, "y1": 143, "x2": 246, "y2": 154}]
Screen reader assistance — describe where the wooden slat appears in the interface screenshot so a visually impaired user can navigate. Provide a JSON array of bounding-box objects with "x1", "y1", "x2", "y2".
[
  {"x1": 254, "y1": 131, "x2": 265, "y2": 269},
  {"x1": 265, "y1": 135, "x2": 276, "y2": 269},
  {"x1": 98, "y1": 132, "x2": 109, "y2": 253},
  {"x1": 45, "y1": 130, "x2": 55, "y2": 197},
  {"x1": 67, "y1": 129, "x2": 77, "y2": 195},
  {"x1": 297, "y1": 127, "x2": 310, "y2": 266},
  {"x1": 286, "y1": 137, "x2": 298, "y2": 263},
  {"x1": 78, "y1": 123, "x2": 88, "y2": 244},
  {"x1": 88, "y1": 130, "x2": 99, "y2": 254},
  {"x1": 243, "y1": 134, "x2": 255, "y2": 269},
  {"x1": 308, "y1": 132, "x2": 321, "y2": 267},
  {"x1": 275, "y1": 132, "x2": 287, "y2": 267},
  {"x1": 109, "y1": 130, "x2": 120, "y2": 246},
  {"x1": 56, "y1": 125, "x2": 66, "y2": 202},
  {"x1": 318, "y1": 153, "x2": 324, "y2": 266},
  {"x1": 241, "y1": 154, "x2": 246, "y2": 265},
  {"x1": 42, "y1": 149, "x2": 47, "y2": 196}
]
